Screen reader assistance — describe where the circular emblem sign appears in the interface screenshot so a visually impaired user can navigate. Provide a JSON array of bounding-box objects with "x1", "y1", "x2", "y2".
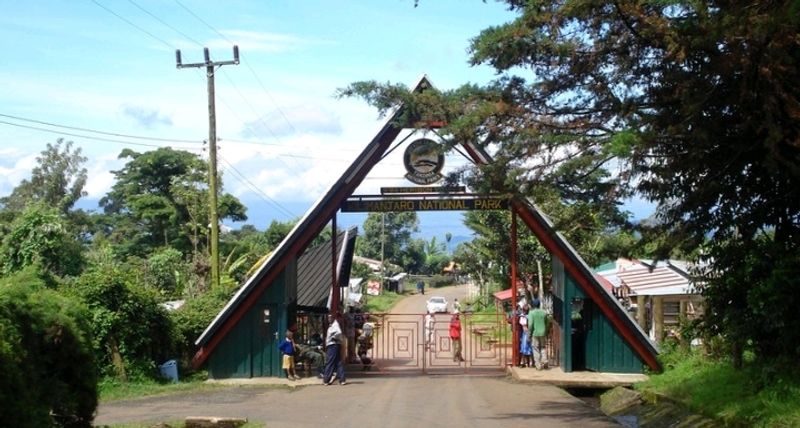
[{"x1": 403, "y1": 138, "x2": 445, "y2": 185}]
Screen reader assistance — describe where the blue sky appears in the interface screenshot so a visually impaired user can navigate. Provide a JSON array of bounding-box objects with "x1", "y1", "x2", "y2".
[{"x1": 0, "y1": 1, "x2": 653, "y2": 240}]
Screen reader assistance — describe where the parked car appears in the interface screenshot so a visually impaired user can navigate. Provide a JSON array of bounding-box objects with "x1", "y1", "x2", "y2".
[{"x1": 426, "y1": 296, "x2": 448, "y2": 313}]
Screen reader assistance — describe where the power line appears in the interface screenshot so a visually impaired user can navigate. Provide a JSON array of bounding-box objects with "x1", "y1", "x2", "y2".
[
  {"x1": 172, "y1": 0, "x2": 300, "y2": 144},
  {"x1": 0, "y1": 119, "x2": 201, "y2": 151},
  {"x1": 89, "y1": 0, "x2": 174, "y2": 49},
  {"x1": 0, "y1": 112, "x2": 203, "y2": 144},
  {"x1": 126, "y1": 0, "x2": 204, "y2": 47},
  {"x1": 218, "y1": 156, "x2": 297, "y2": 219}
]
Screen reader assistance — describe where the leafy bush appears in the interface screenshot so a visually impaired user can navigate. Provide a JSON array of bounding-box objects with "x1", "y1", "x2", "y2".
[
  {"x1": 0, "y1": 204, "x2": 84, "y2": 277},
  {"x1": 170, "y1": 287, "x2": 232, "y2": 365},
  {"x1": 65, "y1": 260, "x2": 176, "y2": 380},
  {"x1": 0, "y1": 267, "x2": 97, "y2": 427},
  {"x1": 143, "y1": 247, "x2": 190, "y2": 299}
]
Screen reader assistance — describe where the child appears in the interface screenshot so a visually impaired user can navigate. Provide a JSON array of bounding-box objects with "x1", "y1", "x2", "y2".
[{"x1": 278, "y1": 330, "x2": 300, "y2": 380}]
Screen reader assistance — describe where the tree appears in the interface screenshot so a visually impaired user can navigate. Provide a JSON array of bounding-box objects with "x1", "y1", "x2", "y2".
[
  {"x1": 358, "y1": 212, "x2": 419, "y2": 270},
  {"x1": 65, "y1": 251, "x2": 175, "y2": 380},
  {"x1": 0, "y1": 204, "x2": 84, "y2": 278},
  {"x1": 98, "y1": 147, "x2": 246, "y2": 257},
  {"x1": 343, "y1": 2, "x2": 800, "y2": 365},
  {"x1": 0, "y1": 139, "x2": 87, "y2": 214}
]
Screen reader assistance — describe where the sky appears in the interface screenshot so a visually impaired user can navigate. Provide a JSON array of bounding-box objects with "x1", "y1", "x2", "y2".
[{"x1": 0, "y1": 1, "x2": 653, "y2": 242}]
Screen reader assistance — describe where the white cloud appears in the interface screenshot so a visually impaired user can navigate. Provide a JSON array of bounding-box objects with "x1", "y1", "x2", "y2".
[
  {"x1": 0, "y1": 153, "x2": 37, "y2": 197},
  {"x1": 207, "y1": 30, "x2": 329, "y2": 54},
  {"x1": 240, "y1": 105, "x2": 342, "y2": 138}
]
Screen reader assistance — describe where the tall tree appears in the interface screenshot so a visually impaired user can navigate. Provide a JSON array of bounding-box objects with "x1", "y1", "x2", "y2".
[
  {"x1": 0, "y1": 139, "x2": 87, "y2": 215},
  {"x1": 358, "y1": 212, "x2": 419, "y2": 270},
  {"x1": 343, "y1": 2, "x2": 800, "y2": 364},
  {"x1": 98, "y1": 147, "x2": 246, "y2": 257}
]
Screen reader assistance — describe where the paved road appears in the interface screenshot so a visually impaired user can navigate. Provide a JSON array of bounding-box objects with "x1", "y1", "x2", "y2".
[
  {"x1": 96, "y1": 285, "x2": 619, "y2": 427},
  {"x1": 95, "y1": 375, "x2": 619, "y2": 427}
]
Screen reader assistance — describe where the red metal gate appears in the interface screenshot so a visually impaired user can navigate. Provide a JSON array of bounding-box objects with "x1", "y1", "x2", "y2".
[{"x1": 365, "y1": 312, "x2": 509, "y2": 374}]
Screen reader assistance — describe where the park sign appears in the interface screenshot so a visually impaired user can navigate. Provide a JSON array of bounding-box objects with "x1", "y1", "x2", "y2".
[
  {"x1": 403, "y1": 138, "x2": 445, "y2": 185},
  {"x1": 381, "y1": 186, "x2": 466, "y2": 194},
  {"x1": 341, "y1": 196, "x2": 509, "y2": 212}
]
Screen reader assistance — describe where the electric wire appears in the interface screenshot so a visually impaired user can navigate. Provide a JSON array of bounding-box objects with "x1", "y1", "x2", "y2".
[
  {"x1": 126, "y1": 0, "x2": 204, "y2": 47},
  {"x1": 172, "y1": 0, "x2": 300, "y2": 146},
  {"x1": 218, "y1": 155, "x2": 297, "y2": 219},
  {"x1": 0, "y1": 120, "x2": 202, "y2": 152},
  {"x1": 0, "y1": 112, "x2": 203, "y2": 144},
  {"x1": 89, "y1": 0, "x2": 174, "y2": 50}
]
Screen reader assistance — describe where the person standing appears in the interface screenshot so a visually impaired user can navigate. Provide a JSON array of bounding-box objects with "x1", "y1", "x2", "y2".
[
  {"x1": 449, "y1": 312, "x2": 464, "y2": 362},
  {"x1": 529, "y1": 299, "x2": 549, "y2": 370},
  {"x1": 417, "y1": 279, "x2": 425, "y2": 295},
  {"x1": 278, "y1": 330, "x2": 300, "y2": 380},
  {"x1": 453, "y1": 298, "x2": 462, "y2": 313},
  {"x1": 425, "y1": 311, "x2": 435, "y2": 351},
  {"x1": 519, "y1": 306, "x2": 532, "y2": 367},
  {"x1": 323, "y1": 313, "x2": 347, "y2": 385}
]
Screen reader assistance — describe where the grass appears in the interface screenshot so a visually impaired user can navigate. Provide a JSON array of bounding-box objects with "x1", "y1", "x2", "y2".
[
  {"x1": 98, "y1": 375, "x2": 227, "y2": 402},
  {"x1": 635, "y1": 348, "x2": 800, "y2": 427},
  {"x1": 362, "y1": 290, "x2": 405, "y2": 313}
]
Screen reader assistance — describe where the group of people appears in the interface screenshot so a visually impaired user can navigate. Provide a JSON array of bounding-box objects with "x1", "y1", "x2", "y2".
[
  {"x1": 424, "y1": 298, "x2": 466, "y2": 363},
  {"x1": 277, "y1": 311, "x2": 374, "y2": 385},
  {"x1": 516, "y1": 298, "x2": 549, "y2": 370}
]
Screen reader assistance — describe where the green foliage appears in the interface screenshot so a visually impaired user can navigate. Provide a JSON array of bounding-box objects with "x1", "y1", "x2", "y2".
[
  {"x1": 169, "y1": 287, "x2": 232, "y2": 363},
  {"x1": 97, "y1": 147, "x2": 247, "y2": 257},
  {"x1": 0, "y1": 203, "x2": 84, "y2": 277},
  {"x1": 362, "y1": 291, "x2": 405, "y2": 313},
  {"x1": 143, "y1": 247, "x2": 190, "y2": 299},
  {"x1": 638, "y1": 347, "x2": 800, "y2": 427},
  {"x1": 698, "y1": 234, "x2": 800, "y2": 365},
  {"x1": 358, "y1": 212, "x2": 420, "y2": 271},
  {"x1": 350, "y1": 262, "x2": 373, "y2": 280},
  {"x1": 0, "y1": 267, "x2": 97, "y2": 427},
  {"x1": 66, "y1": 259, "x2": 176, "y2": 379},
  {"x1": 0, "y1": 138, "x2": 87, "y2": 214},
  {"x1": 344, "y1": 1, "x2": 800, "y2": 367}
]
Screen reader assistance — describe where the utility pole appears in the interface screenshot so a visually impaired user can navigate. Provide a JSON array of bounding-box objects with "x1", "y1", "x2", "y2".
[{"x1": 176, "y1": 46, "x2": 239, "y2": 290}]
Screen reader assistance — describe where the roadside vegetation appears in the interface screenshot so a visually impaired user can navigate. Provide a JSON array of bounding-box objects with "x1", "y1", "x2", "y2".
[
  {"x1": 637, "y1": 344, "x2": 800, "y2": 427},
  {"x1": 99, "y1": 371, "x2": 217, "y2": 402},
  {"x1": 362, "y1": 291, "x2": 405, "y2": 313}
]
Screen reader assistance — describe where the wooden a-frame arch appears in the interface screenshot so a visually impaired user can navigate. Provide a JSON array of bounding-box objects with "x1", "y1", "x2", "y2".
[{"x1": 192, "y1": 76, "x2": 660, "y2": 372}]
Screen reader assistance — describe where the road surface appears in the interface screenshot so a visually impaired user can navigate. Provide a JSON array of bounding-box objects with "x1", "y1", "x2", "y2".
[
  {"x1": 95, "y1": 284, "x2": 619, "y2": 427},
  {"x1": 95, "y1": 375, "x2": 619, "y2": 427}
]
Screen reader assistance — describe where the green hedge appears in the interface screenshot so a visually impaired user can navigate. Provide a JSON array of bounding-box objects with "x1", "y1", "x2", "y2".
[{"x1": 0, "y1": 268, "x2": 98, "y2": 427}]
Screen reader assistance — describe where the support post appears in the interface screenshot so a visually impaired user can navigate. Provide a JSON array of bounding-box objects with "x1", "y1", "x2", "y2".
[
  {"x1": 653, "y1": 296, "x2": 664, "y2": 342},
  {"x1": 176, "y1": 46, "x2": 239, "y2": 290},
  {"x1": 510, "y1": 208, "x2": 519, "y2": 366},
  {"x1": 331, "y1": 215, "x2": 339, "y2": 314},
  {"x1": 636, "y1": 294, "x2": 646, "y2": 329}
]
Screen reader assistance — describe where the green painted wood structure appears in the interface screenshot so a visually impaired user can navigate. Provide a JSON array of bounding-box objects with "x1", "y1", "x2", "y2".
[{"x1": 207, "y1": 261, "x2": 296, "y2": 378}]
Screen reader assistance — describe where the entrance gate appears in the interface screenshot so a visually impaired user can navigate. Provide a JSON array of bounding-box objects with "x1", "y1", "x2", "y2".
[{"x1": 366, "y1": 312, "x2": 509, "y2": 374}]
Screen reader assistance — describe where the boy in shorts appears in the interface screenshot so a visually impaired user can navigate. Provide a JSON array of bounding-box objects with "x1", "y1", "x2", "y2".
[{"x1": 278, "y1": 330, "x2": 300, "y2": 380}]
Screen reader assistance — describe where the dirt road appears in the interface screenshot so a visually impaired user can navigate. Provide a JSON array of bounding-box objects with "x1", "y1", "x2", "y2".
[{"x1": 95, "y1": 375, "x2": 619, "y2": 427}]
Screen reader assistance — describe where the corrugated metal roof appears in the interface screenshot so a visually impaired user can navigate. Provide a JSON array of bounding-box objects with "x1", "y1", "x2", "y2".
[
  {"x1": 617, "y1": 260, "x2": 696, "y2": 296},
  {"x1": 296, "y1": 227, "x2": 358, "y2": 310}
]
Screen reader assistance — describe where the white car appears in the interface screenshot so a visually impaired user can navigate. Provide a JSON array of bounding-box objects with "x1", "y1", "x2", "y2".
[{"x1": 426, "y1": 296, "x2": 448, "y2": 313}]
